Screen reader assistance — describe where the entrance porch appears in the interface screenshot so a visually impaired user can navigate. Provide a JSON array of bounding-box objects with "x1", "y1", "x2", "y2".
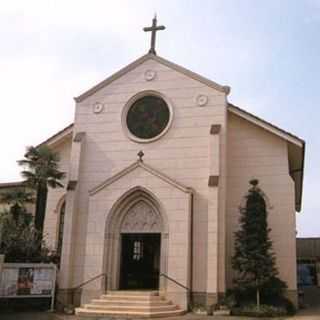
[
  {"x1": 75, "y1": 290, "x2": 185, "y2": 318},
  {"x1": 80, "y1": 163, "x2": 193, "y2": 311}
]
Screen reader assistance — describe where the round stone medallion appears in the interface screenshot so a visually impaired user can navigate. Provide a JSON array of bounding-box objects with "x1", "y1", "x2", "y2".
[
  {"x1": 93, "y1": 102, "x2": 104, "y2": 114},
  {"x1": 196, "y1": 94, "x2": 209, "y2": 107},
  {"x1": 144, "y1": 69, "x2": 156, "y2": 81}
]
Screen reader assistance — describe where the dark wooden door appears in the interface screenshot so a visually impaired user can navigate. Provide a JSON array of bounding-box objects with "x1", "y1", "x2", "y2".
[{"x1": 120, "y1": 233, "x2": 161, "y2": 290}]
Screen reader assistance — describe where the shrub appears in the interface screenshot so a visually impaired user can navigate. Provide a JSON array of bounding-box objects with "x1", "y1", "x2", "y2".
[
  {"x1": 0, "y1": 210, "x2": 57, "y2": 263},
  {"x1": 232, "y1": 304, "x2": 287, "y2": 317},
  {"x1": 229, "y1": 277, "x2": 286, "y2": 305},
  {"x1": 226, "y1": 287, "x2": 296, "y2": 316},
  {"x1": 190, "y1": 302, "x2": 207, "y2": 314}
]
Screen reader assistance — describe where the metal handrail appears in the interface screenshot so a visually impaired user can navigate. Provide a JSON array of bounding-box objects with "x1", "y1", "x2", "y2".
[
  {"x1": 69, "y1": 273, "x2": 107, "y2": 307},
  {"x1": 73, "y1": 272, "x2": 107, "y2": 291},
  {"x1": 160, "y1": 273, "x2": 192, "y2": 311},
  {"x1": 159, "y1": 273, "x2": 190, "y2": 291}
]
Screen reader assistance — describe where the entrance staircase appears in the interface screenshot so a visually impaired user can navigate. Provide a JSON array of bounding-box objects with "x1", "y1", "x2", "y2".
[{"x1": 75, "y1": 290, "x2": 186, "y2": 318}]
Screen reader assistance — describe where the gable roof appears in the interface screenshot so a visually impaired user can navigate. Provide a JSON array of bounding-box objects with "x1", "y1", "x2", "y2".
[
  {"x1": 74, "y1": 53, "x2": 230, "y2": 103},
  {"x1": 228, "y1": 103, "x2": 305, "y2": 212},
  {"x1": 228, "y1": 103, "x2": 304, "y2": 147},
  {"x1": 37, "y1": 123, "x2": 74, "y2": 148},
  {"x1": 89, "y1": 159, "x2": 193, "y2": 196}
]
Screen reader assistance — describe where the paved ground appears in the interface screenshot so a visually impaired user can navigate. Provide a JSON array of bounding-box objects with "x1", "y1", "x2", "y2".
[
  {"x1": 291, "y1": 306, "x2": 320, "y2": 320},
  {"x1": 1, "y1": 308, "x2": 320, "y2": 320}
]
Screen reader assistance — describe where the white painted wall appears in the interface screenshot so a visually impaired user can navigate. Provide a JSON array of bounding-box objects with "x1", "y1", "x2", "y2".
[
  {"x1": 226, "y1": 112, "x2": 297, "y2": 291},
  {"x1": 43, "y1": 139, "x2": 72, "y2": 250},
  {"x1": 71, "y1": 57, "x2": 227, "y2": 293}
]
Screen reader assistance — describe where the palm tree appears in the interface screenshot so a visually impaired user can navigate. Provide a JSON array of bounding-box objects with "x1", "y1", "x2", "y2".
[
  {"x1": 0, "y1": 187, "x2": 34, "y2": 223},
  {"x1": 18, "y1": 145, "x2": 65, "y2": 235}
]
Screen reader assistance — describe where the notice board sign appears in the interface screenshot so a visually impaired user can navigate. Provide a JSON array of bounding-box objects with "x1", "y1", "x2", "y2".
[{"x1": 0, "y1": 263, "x2": 56, "y2": 310}]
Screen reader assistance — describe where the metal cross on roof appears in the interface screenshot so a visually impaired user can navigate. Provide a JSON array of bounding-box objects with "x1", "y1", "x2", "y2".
[{"x1": 143, "y1": 14, "x2": 165, "y2": 55}]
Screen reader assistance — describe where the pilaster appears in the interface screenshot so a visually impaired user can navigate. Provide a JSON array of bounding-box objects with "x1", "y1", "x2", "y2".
[
  {"x1": 59, "y1": 132, "x2": 85, "y2": 290},
  {"x1": 206, "y1": 125, "x2": 221, "y2": 305}
]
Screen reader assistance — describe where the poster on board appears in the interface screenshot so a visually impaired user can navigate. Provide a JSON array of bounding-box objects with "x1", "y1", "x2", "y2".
[
  {"x1": 0, "y1": 268, "x2": 19, "y2": 296},
  {"x1": 0, "y1": 265, "x2": 55, "y2": 297}
]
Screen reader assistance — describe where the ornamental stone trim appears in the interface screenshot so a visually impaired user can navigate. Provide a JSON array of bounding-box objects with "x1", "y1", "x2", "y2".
[
  {"x1": 121, "y1": 200, "x2": 162, "y2": 233},
  {"x1": 89, "y1": 160, "x2": 192, "y2": 196},
  {"x1": 210, "y1": 125, "x2": 221, "y2": 135},
  {"x1": 67, "y1": 180, "x2": 77, "y2": 191},
  {"x1": 73, "y1": 132, "x2": 86, "y2": 142},
  {"x1": 144, "y1": 69, "x2": 157, "y2": 81},
  {"x1": 92, "y1": 102, "x2": 104, "y2": 114},
  {"x1": 196, "y1": 94, "x2": 209, "y2": 107},
  {"x1": 208, "y1": 175, "x2": 219, "y2": 187}
]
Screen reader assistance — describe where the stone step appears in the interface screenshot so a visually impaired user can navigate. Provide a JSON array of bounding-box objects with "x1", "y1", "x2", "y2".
[
  {"x1": 75, "y1": 308, "x2": 186, "y2": 318},
  {"x1": 84, "y1": 304, "x2": 178, "y2": 312},
  {"x1": 75, "y1": 290, "x2": 185, "y2": 318},
  {"x1": 91, "y1": 299, "x2": 171, "y2": 306},
  {"x1": 107, "y1": 290, "x2": 159, "y2": 296},
  {"x1": 100, "y1": 294, "x2": 164, "y2": 301}
]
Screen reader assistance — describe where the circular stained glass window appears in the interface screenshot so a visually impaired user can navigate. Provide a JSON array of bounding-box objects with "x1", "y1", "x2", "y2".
[{"x1": 126, "y1": 95, "x2": 170, "y2": 140}]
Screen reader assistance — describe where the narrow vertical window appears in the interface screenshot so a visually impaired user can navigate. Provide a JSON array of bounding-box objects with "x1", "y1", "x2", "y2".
[
  {"x1": 57, "y1": 201, "x2": 66, "y2": 260},
  {"x1": 133, "y1": 240, "x2": 143, "y2": 260}
]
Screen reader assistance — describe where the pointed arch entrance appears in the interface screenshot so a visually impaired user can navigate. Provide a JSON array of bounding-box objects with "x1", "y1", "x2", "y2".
[{"x1": 104, "y1": 187, "x2": 168, "y2": 291}]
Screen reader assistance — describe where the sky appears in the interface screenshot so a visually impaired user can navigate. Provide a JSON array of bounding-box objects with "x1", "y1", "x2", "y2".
[{"x1": 0, "y1": 0, "x2": 319, "y2": 237}]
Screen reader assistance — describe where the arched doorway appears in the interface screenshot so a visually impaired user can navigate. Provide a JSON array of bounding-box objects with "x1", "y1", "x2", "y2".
[
  {"x1": 120, "y1": 200, "x2": 162, "y2": 289},
  {"x1": 104, "y1": 187, "x2": 168, "y2": 291}
]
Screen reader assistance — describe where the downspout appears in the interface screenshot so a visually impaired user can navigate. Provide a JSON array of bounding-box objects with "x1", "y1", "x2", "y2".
[{"x1": 189, "y1": 192, "x2": 194, "y2": 309}]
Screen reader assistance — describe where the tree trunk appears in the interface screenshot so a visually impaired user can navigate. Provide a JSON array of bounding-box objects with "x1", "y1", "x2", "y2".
[
  {"x1": 34, "y1": 185, "x2": 48, "y2": 237},
  {"x1": 256, "y1": 288, "x2": 260, "y2": 310},
  {"x1": 11, "y1": 204, "x2": 20, "y2": 224}
]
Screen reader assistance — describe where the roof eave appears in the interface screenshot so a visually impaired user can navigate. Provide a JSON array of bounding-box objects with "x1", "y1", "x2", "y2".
[
  {"x1": 37, "y1": 123, "x2": 74, "y2": 148},
  {"x1": 296, "y1": 140, "x2": 305, "y2": 212},
  {"x1": 228, "y1": 103, "x2": 304, "y2": 147},
  {"x1": 74, "y1": 53, "x2": 230, "y2": 104}
]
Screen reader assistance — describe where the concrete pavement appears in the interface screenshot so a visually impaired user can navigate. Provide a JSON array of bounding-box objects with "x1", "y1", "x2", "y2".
[{"x1": 1, "y1": 308, "x2": 320, "y2": 320}]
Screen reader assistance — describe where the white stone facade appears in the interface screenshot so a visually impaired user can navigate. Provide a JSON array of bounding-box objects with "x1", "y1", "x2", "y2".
[{"x1": 41, "y1": 54, "x2": 304, "y2": 309}]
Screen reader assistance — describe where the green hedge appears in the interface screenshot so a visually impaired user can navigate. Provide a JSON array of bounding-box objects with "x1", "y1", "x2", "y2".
[{"x1": 232, "y1": 304, "x2": 287, "y2": 317}]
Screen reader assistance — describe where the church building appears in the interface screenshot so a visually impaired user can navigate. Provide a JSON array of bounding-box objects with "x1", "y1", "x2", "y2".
[{"x1": 35, "y1": 18, "x2": 304, "y2": 316}]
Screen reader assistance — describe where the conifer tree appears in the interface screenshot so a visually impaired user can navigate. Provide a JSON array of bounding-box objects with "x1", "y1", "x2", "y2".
[{"x1": 232, "y1": 179, "x2": 285, "y2": 309}]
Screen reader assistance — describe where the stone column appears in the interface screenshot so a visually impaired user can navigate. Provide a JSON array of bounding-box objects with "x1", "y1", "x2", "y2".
[
  {"x1": 58, "y1": 132, "x2": 85, "y2": 306},
  {"x1": 206, "y1": 125, "x2": 221, "y2": 308}
]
